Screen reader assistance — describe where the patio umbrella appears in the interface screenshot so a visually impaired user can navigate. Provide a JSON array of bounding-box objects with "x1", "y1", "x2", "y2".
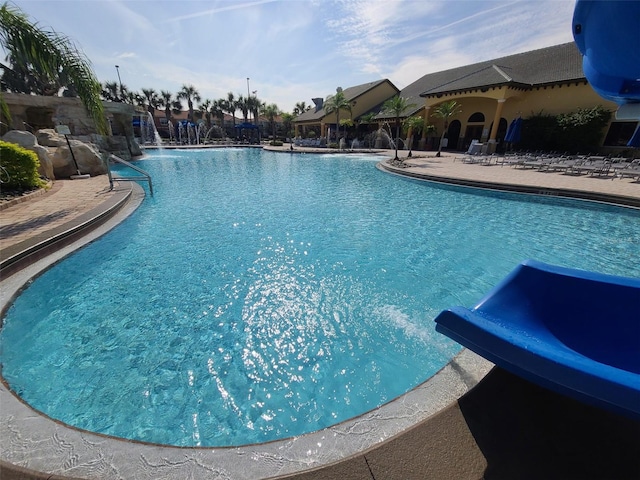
[
  {"x1": 505, "y1": 117, "x2": 522, "y2": 143},
  {"x1": 504, "y1": 118, "x2": 517, "y2": 142},
  {"x1": 627, "y1": 123, "x2": 640, "y2": 148}
]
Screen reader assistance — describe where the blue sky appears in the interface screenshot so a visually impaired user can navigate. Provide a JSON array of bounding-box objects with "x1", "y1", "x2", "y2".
[{"x1": 10, "y1": 0, "x2": 576, "y2": 113}]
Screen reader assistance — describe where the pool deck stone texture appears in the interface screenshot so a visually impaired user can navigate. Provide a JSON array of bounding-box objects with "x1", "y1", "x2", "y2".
[{"x1": 1, "y1": 146, "x2": 639, "y2": 480}]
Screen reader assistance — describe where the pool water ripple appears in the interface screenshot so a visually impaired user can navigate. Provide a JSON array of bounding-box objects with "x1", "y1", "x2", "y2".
[{"x1": 1, "y1": 148, "x2": 639, "y2": 447}]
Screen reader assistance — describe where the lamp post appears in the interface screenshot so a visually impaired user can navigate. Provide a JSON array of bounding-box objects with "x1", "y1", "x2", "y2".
[
  {"x1": 246, "y1": 77, "x2": 251, "y2": 123},
  {"x1": 252, "y1": 90, "x2": 257, "y2": 125},
  {"x1": 115, "y1": 65, "x2": 123, "y2": 99}
]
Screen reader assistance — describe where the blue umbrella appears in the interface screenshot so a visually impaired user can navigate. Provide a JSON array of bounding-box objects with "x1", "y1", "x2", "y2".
[
  {"x1": 505, "y1": 117, "x2": 522, "y2": 143},
  {"x1": 627, "y1": 123, "x2": 640, "y2": 148},
  {"x1": 504, "y1": 119, "x2": 517, "y2": 142}
]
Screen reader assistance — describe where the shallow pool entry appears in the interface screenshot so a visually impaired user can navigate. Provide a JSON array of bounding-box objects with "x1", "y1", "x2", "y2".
[{"x1": 1, "y1": 148, "x2": 639, "y2": 446}]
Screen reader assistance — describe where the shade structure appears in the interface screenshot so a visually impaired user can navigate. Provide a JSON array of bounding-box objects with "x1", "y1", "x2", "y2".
[
  {"x1": 627, "y1": 123, "x2": 640, "y2": 148},
  {"x1": 504, "y1": 117, "x2": 522, "y2": 143}
]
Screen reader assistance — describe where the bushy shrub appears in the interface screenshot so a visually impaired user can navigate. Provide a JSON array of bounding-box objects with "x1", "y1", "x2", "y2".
[
  {"x1": 520, "y1": 106, "x2": 612, "y2": 154},
  {"x1": 0, "y1": 140, "x2": 47, "y2": 190},
  {"x1": 557, "y1": 106, "x2": 612, "y2": 153},
  {"x1": 520, "y1": 112, "x2": 559, "y2": 152},
  {"x1": 269, "y1": 140, "x2": 283, "y2": 146}
]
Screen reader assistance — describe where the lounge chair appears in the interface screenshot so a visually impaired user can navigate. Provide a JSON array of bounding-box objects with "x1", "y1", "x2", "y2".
[
  {"x1": 434, "y1": 259, "x2": 640, "y2": 420},
  {"x1": 614, "y1": 159, "x2": 640, "y2": 180}
]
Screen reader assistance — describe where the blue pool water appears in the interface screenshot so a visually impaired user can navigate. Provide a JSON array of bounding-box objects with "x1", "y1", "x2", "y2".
[{"x1": 1, "y1": 148, "x2": 639, "y2": 447}]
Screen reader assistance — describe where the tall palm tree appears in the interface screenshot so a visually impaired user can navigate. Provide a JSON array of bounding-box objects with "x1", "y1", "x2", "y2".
[
  {"x1": 324, "y1": 87, "x2": 351, "y2": 143},
  {"x1": 198, "y1": 99, "x2": 212, "y2": 129},
  {"x1": 225, "y1": 92, "x2": 237, "y2": 129},
  {"x1": 281, "y1": 112, "x2": 294, "y2": 139},
  {"x1": 293, "y1": 101, "x2": 309, "y2": 116},
  {"x1": 262, "y1": 103, "x2": 280, "y2": 141},
  {"x1": 159, "y1": 90, "x2": 181, "y2": 123},
  {"x1": 177, "y1": 84, "x2": 200, "y2": 122},
  {"x1": 102, "y1": 81, "x2": 120, "y2": 102},
  {"x1": 431, "y1": 100, "x2": 462, "y2": 157},
  {"x1": 141, "y1": 88, "x2": 160, "y2": 116},
  {"x1": 236, "y1": 95, "x2": 249, "y2": 123},
  {"x1": 382, "y1": 95, "x2": 416, "y2": 161},
  {"x1": 402, "y1": 115, "x2": 425, "y2": 157},
  {"x1": 247, "y1": 95, "x2": 262, "y2": 125},
  {"x1": 0, "y1": 2, "x2": 107, "y2": 134},
  {"x1": 211, "y1": 99, "x2": 225, "y2": 128}
]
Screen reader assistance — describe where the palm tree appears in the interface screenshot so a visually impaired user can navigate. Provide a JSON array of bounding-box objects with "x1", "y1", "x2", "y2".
[
  {"x1": 0, "y1": 3, "x2": 107, "y2": 134},
  {"x1": 431, "y1": 100, "x2": 462, "y2": 157},
  {"x1": 198, "y1": 99, "x2": 212, "y2": 129},
  {"x1": 403, "y1": 115, "x2": 426, "y2": 157},
  {"x1": 177, "y1": 84, "x2": 200, "y2": 122},
  {"x1": 281, "y1": 112, "x2": 294, "y2": 140},
  {"x1": 293, "y1": 101, "x2": 310, "y2": 116},
  {"x1": 382, "y1": 95, "x2": 416, "y2": 161},
  {"x1": 141, "y1": 88, "x2": 160, "y2": 116},
  {"x1": 236, "y1": 95, "x2": 249, "y2": 123},
  {"x1": 262, "y1": 103, "x2": 280, "y2": 142},
  {"x1": 102, "y1": 81, "x2": 120, "y2": 102},
  {"x1": 225, "y1": 92, "x2": 237, "y2": 129},
  {"x1": 324, "y1": 87, "x2": 351, "y2": 143},
  {"x1": 247, "y1": 95, "x2": 262, "y2": 125},
  {"x1": 159, "y1": 90, "x2": 181, "y2": 122},
  {"x1": 211, "y1": 99, "x2": 225, "y2": 129}
]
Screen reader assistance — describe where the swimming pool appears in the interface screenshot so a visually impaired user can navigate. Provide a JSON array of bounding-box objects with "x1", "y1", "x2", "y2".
[{"x1": 1, "y1": 148, "x2": 639, "y2": 448}]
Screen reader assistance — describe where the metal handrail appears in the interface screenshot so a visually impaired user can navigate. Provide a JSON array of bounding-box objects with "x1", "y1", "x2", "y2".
[{"x1": 106, "y1": 154, "x2": 153, "y2": 196}]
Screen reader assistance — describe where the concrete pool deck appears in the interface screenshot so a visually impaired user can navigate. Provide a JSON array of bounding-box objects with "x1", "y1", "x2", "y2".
[{"x1": 1, "y1": 147, "x2": 639, "y2": 479}]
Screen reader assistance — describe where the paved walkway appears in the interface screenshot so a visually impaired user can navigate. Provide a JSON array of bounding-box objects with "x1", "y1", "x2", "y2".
[
  {"x1": 0, "y1": 176, "x2": 132, "y2": 275},
  {"x1": 0, "y1": 176, "x2": 119, "y2": 247}
]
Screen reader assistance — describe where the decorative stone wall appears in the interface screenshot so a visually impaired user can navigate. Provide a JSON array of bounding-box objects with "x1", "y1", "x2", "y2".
[{"x1": 1, "y1": 93, "x2": 142, "y2": 161}]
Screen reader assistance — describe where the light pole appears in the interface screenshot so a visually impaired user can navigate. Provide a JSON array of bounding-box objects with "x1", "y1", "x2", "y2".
[
  {"x1": 246, "y1": 77, "x2": 251, "y2": 123},
  {"x1": 115, "y1": 65, "x2": 123, "y2": 99}
]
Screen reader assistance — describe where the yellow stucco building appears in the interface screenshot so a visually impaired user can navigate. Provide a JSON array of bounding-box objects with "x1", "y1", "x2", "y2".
[{"x1": 294, "y1": 42, "x2": 637, "y2": 154}]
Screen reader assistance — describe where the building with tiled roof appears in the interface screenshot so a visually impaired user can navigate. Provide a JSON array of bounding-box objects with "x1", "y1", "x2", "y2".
[
  {"x1": 379, "y1": 42, "x2": 624, "y2": 153},
  {"x1": 295, "y1": 42, "x2": 636, "y2": 153},
  {"x1": 292, "y1": 79, "x2": 399, "y2": 140}
]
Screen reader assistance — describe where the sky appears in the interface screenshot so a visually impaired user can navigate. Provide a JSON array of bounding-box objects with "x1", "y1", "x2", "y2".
[{"x1": 8, "y1": 0, "x2": 577, "y2": 114}]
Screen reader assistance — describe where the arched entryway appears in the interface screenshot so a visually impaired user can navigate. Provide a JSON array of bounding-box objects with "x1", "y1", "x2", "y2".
[
  {"x1": 488, "y1": 117, "x2": 509, "y2": 153},
  {"x1": 463, "y1": 112, "x2": 485, "y2": 150},
  {"x1": 447, "y1": 120, "x2": 461, "y2": 151}
]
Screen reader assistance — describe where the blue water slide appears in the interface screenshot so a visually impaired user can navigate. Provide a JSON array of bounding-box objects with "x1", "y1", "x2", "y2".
[
  {"x1": 434, "y1": 260, "x2": 640, "y2": 419},
  {"x1": 572, "y1": 0, "x2": 640, "y2": 106}
]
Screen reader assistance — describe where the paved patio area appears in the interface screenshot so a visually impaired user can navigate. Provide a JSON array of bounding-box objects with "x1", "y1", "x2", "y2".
[{"x1": 1, "y1": 147, "x2": 639, "y2": 479}]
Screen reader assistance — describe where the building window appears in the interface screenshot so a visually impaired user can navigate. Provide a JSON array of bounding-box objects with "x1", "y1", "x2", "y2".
[{"x1": 604, "y1": 121, "x2": 638, "y2": 147}]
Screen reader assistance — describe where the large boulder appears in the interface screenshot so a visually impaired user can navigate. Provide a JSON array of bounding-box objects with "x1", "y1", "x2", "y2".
[
  {"x1": 36, "y1": 129, "x2": 67, "y2": 147},
  {"x1": 31, "y1": 144, "x2": 55, "y2": 179},
  {"x1": 1, "y1": 129, "x2": 37, "y2": 147},
  {"x1": 1, "y1": 130, "x2": 54, "y2": 179},
  {"x1": 51, "y1": 140, "x2": 106, "y2": 177}
]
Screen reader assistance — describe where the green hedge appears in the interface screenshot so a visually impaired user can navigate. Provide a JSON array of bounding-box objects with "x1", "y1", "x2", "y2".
[
  {"x1": 520, "y1": 106, "x2": 612, "y2": 154},
  {"x1": 0, "y1": 140, "x2": 46, "y2": 189}
]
